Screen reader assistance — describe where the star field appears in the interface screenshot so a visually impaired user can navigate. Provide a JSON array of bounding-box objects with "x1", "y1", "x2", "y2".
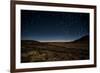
[{"x1": 21, "y1": 10, "x2": 89, "y2": 42}]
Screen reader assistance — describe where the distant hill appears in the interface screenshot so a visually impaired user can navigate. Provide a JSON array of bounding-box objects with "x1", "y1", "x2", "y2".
[
  {"x1": 73, "y1": 35, "x2": 89, "y2": 43},
  {"x1": 21, "y1": 40, "x2": 40, "y2": 45},
  {"x1": 21, "y1": 40, "x2": 39, "y2": 43},
  {"x1": 21, "y1": 35, "x2": 89, "y2": 51}
]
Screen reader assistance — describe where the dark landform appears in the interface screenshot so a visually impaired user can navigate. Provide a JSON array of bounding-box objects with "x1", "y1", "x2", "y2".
[{"x1": 21, "y1": 35, "x2": 89, "y2": 63}]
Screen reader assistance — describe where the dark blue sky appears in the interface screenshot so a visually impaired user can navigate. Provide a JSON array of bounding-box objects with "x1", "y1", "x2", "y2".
[{"x1": 21, "y1": 10, "x2": 89, "y2": 42}]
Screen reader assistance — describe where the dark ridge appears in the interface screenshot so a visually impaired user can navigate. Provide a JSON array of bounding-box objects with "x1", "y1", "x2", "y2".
[
  {"x1": 21, "y1": 40, "x2": 41, "y2": 45},
  {"x1": 21, "y1": 40, "x2": 49, "y2": 47},
  {"x1": 21, "y1": 40, "x2": 40, "y2": 42},
  {"x1": 73, "y1": 35, "x2": 89, "y2": 43}
]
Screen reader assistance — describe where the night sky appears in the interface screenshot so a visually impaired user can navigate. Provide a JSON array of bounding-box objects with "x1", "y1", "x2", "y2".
[{"x1": 21, "y1": 10, "x2": 89, "y2": 42}]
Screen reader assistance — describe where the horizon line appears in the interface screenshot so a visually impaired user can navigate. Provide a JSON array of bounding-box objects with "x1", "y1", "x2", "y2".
[{"x1": 21, "y1": 39, "x2": 74, "y2": 42}]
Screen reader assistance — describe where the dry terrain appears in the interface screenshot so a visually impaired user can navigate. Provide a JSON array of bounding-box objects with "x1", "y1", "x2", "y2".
[{"x1": 21, "y1": 35, "x2": 89, "y2": 63}]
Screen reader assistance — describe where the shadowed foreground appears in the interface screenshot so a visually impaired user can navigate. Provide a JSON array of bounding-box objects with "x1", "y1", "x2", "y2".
[{"x1": 21, "y1": 36, "x2": 89, "y2": 63}]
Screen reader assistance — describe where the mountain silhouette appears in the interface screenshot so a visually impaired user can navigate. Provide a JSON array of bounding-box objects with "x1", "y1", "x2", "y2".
[
  {"x1": 73, "y1": 35, "x2": 89, "y2": 43},
  {"x1": 21, "y1": 40, "x2": 40, "y2": 45}
]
